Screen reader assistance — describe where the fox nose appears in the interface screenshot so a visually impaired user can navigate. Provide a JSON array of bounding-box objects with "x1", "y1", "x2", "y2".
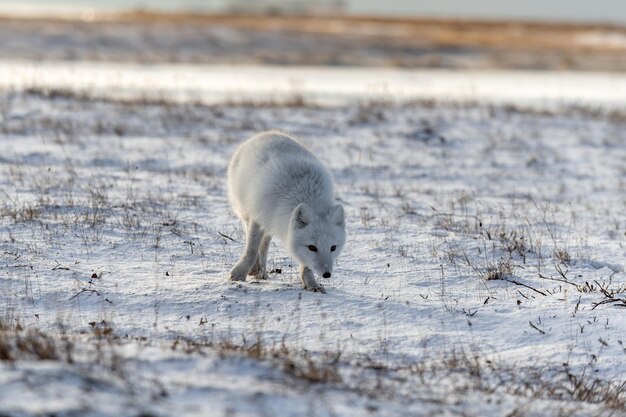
[{"x1": 323, "y1": 272, "x2": 331, "y2": 278}]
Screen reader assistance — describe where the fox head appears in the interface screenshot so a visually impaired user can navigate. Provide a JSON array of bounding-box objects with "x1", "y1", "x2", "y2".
[{"x1": 287, "y1": 202, "x2": 346, "y2": 279}]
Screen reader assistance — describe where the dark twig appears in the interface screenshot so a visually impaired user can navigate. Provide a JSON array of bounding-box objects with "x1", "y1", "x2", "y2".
[
  {"x1": 52, "y1": 261, "x2": 70, "y2": 271},
  {"x1": 69, "y1": 288, "x2": 99, "y2": 300},
  {"x1": 218, "y1": 231, "x2": 235, "y2": 242},
  {"x1": 592, "y1": 299, "x2": 626, "y2": 309},
  {"x1": 505, "y1": 278, "x2": 547, "y2": 296},
  {"x1": 539, "y1": 273, "x2": 579, "y2": 288},
  {"x1": 529, "y1": 321, "x2": 546, "y2": 335}
]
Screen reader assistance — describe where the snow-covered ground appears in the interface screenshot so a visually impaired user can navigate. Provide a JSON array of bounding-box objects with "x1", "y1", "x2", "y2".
[
  {"x1": 2, "y1": 60, "x2": 626, "y2": 109},
  {"x1": 0, "y1": 66, "x2": 625, "y2": 416}
]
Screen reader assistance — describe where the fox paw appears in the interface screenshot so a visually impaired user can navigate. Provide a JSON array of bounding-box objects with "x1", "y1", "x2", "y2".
[
  {"x1": 229, "y1": 267, "x2": 247, "y2": 282},
  {"x1": 304, "y1": 284, "x2": 326, "y2": 294},
  {"x1": 252, "y1": 272, "x2": 269, "y2": 281}
]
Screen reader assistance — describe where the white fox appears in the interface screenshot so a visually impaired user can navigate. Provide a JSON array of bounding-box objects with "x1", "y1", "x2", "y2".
[{"x1": 227, "y1": 131, "x2": 346, "y2": 293}]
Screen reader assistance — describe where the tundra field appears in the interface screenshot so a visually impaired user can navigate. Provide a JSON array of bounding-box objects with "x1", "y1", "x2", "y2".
[{"x1": 0, "y1": 85, "x2": 625, "y2": 417}]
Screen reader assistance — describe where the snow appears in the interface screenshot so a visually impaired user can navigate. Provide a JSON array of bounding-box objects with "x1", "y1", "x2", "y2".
[
  {"x1": 1, "y1": 60, "x2": 626, "y2": 109},
  {"x1": 0, "y1": 65, "x2": 625, "y2": 416}
]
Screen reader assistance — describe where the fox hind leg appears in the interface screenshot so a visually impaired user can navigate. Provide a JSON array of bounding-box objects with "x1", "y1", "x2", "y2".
[{"x1": 230, "y1": 221, "x2": 263, "y2": 282}]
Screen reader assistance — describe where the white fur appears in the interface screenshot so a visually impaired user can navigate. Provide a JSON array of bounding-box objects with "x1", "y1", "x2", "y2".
[{"x1": 227, "y1": 130, "x2": 346, "y2": 293}]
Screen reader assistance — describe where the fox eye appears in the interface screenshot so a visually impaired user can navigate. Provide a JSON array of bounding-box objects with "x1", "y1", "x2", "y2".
[
  {"x1": 308, "y1": 245, "x2": 318, "y2": 252},
  {"x1": 331, "y1": 245, "x2": 337, "y2": 252}
]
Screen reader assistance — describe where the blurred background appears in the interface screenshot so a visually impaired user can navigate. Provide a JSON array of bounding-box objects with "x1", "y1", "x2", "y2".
[
  {"x1": 0, "y1": 0, "x2": 625, "y2": 22},
  {"x1": 0, "y1": 0, "x2": 624, "y2": 71}
]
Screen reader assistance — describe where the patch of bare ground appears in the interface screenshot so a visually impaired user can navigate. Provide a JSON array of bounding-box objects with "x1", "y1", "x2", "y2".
[{"x1": 0, "y1": 13, "x2": 624, "y2": 70}]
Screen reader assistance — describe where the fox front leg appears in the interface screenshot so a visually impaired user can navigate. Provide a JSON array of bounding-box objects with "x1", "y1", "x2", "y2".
[
  {"x1": 248, "y1": 233, "x2": 271, "y2": 280},
  {"x1": 300, "y1": 265, "x2": 326, "y2": 294},
  {"x1": 230, "y1": 222, "x2": 262, "y2": 282}
]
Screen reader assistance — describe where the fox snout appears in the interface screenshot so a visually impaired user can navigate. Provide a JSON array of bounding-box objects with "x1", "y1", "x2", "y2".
[{"x1": 320, "y1": 262, "x2": 332, "y2": 278}]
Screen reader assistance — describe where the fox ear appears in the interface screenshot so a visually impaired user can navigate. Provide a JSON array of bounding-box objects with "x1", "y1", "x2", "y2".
[
  {"x1": 292, "y1": 203, "x2": 313, "y2": 229},
  {"x1": 329, "y1": 204, "x2": 345, "y2": 226}
]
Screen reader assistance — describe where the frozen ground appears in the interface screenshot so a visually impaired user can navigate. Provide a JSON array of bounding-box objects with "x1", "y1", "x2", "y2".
[{"x1": 0, "y1": 76, "x2": 625, "y2": 416}]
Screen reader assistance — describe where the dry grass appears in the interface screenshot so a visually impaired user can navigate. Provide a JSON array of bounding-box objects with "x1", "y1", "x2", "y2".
[
  {"x1": 6, "y1": 12, "x2": 624, "y2": 53},
  {"x1": 1, "y1": 202, "x2": 41, "y2": 223},
  {"x1": 2, "y1": 317, "x2": 625, "y2": 413},
  {"x1": 165, "y1": 331, "x2": 626, "y2": 413},
  {"x1": 352, "y1": 347, "x2": 626, "y2": 413},
  {"x1": 0, "y1": 320, "x2": 58, "y2": 362},
  {"x1": 172, "y1": 335, "x2": 342, "y2": 385}
]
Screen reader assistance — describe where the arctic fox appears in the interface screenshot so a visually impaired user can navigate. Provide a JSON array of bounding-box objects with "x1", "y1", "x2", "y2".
[{"x1": 227, "y1": 131, "x2": 346, "y2": 293}]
